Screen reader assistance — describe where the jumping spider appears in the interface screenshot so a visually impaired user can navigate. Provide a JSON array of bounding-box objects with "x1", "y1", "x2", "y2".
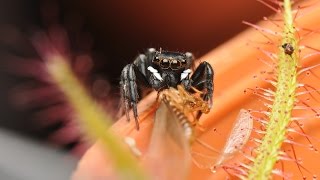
[{"x1": 120, "y1": 48, "x2": 214, "y2": 130}]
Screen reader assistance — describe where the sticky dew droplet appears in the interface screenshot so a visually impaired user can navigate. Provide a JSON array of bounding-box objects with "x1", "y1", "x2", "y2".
[
  {"x1": 313, "y1": 175, "x2": 317, "y2": 180},
  {"x1": 314, "y1": 148, "x2": 319, "y2": 153},
  {"x1": 306, "y1": 71, "x2": 311, "y2": 76}
]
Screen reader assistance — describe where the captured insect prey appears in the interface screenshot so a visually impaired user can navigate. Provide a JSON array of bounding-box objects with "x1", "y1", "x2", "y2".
[
  {"x1": 143, "y1": 86, "x2": 253, "y2": 177},
  {"x1": 282, "y1": 43, "x2": 294, "y2": 55},
  {"x1": 191, "y1": 109, "x2": 253, "y2": 171},
  {"x1": 143, "y1": 86, "x2": 211, "y2": 179},
  {"x1": 144, "y1": 102, "x2": 191, "y2": 180},
  {"x1": 158, "y1": 85, "x2": 211, "y2": 142},
  {"x1": 119, "y1": 48, "x2": 214, "y2": 130}
]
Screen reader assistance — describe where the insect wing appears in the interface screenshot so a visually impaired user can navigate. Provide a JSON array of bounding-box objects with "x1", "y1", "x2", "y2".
[
  {"x1": 215, "y1": 109, "x2": 253, "y2": 166},
  {"x1": 191, "y1": 109, "x2": 253, "y2": 169},
  {"x1": 143, "y1": 102, "x2": 191, "y2": 180}
]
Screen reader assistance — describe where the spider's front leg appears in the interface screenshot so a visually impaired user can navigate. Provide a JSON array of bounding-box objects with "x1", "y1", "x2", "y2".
[
  {"x1": 190, "y1": 61, "x2": 214, "y2": 108},
  {"x1": 120, "y1": 63, "x2": 149, "y2": 130}
]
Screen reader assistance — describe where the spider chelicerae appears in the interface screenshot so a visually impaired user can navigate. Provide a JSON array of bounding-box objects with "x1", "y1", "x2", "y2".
[{"x1": 120, "y1": 48, "x2": 214, "y2": 130}]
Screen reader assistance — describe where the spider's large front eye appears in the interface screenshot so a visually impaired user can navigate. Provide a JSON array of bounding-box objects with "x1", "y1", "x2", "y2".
[
  {"x1": 170, "y1": 59, "x2": 181, "y2": 70},
  {"x1": 160, "y1": 59, "x2": 170, "y2": 69}
]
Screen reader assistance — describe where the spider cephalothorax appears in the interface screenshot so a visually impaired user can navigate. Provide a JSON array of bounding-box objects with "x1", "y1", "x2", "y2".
[{"x1": 120, "y1": 48, "x2": 214, "y2": 130}]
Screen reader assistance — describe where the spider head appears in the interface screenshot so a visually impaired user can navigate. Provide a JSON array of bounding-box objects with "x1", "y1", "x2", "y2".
[{"x1": 152, "y1": 50, "x2": 193, "y2": 71}]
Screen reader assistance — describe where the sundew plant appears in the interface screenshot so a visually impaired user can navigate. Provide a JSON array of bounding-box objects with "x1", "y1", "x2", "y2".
[
  {"x1": 54, "y1": 0, "x2": 320, "y2": 179},
  {"x1": 73, "y1": 0, "x2": 320, "y2": 178}
]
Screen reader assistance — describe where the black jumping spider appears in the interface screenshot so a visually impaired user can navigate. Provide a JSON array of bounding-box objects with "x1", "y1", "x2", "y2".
[{"x1": 120, "y1": 48, "x2": 214, "y2": 130}]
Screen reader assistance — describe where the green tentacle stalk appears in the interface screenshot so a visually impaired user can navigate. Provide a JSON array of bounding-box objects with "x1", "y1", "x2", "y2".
[
  {"x1": 247, "y1": 0, "x2": 299, "y2": 179},
  {"x1": 47, "y1": 56, "x2": 147, "y2": 180}
]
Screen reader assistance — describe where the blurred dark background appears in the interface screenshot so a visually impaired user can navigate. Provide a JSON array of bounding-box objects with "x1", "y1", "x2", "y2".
[{"x1": 0, "y1": 0, "x2": 272, "y2": 152}]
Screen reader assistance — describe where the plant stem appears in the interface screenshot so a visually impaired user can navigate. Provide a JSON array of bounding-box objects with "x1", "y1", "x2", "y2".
[
  {"x1": 247, "y1": 0, "x2": 299, "y2": 179},
  {"x1": 46, "y1": 56, "x2": 147, "y2": 180}
]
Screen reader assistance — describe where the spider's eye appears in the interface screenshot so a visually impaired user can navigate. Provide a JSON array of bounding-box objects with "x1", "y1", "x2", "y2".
[
  {"x1": 160, "y1": 59, "x2": 170, "y2": 69},
  {"x1": 180, "y1": 59, "x2": 187, "y2": 65},
  {"x1": 153, "y1": 56, "x2": 160, "y2": 63},
  {"x1": 170, "y1": 59, "x2": 181, "y2": 70}
]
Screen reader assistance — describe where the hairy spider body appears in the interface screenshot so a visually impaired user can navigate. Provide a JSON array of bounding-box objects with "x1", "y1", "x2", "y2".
[{"x1": 120, "y1": 48, "x2": 214, "y2": 130}]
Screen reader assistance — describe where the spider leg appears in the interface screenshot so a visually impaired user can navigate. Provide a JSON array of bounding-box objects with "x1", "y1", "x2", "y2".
[
  {"x1": 120, "y1": 63, "x2": 149, "y2": 130},
  {"x1": 185, "y1": 52, "x2": 195, "y2": 70},
  {"x1": 190, "y1": 61, "x2": 214, "y2": 119},
  {"x1": 119, "y1": 48, "x2": 157, "y2": 130},
  {"x1": 191, "y1": 61, "x2": 214, "y2": 105},
  {"x1": 134, "y1": 48, "x2": 156, "y2": 77}
]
